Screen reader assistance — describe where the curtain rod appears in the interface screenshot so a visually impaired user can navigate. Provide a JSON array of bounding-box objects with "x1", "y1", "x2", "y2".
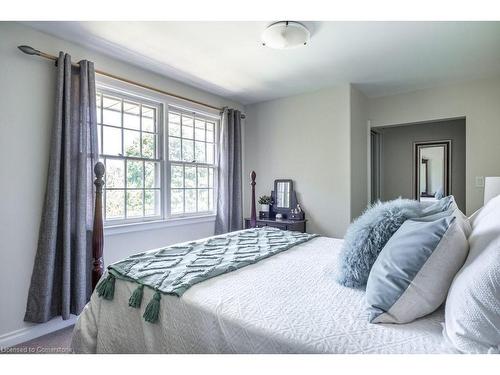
[{"x1": 18, "y1": 45, "x2": 245, "y2": 119}]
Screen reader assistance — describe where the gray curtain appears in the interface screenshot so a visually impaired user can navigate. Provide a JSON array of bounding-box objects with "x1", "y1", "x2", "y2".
[
  {"x1": 215, "y1": 108, "x2": 243, "y2": 234},
  {"x1": 24, "y1": 53, "x2": 98, "y2": 323}
]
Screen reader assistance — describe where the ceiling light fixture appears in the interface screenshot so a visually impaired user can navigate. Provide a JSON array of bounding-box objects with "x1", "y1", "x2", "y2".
[{"x1": 261, "y1": 21, "x2": 310, "y2": 49}]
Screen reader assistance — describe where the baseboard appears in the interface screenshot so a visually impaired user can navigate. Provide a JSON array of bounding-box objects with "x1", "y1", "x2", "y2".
[{"x1": 0, "y1": 315, "x2": 77, "y2": 349}]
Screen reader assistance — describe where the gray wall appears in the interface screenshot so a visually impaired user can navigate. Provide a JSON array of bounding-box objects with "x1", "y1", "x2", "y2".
[
  {"x1": 350, "y1": 86, "x2": 369, "y2": 220},
  {"x1": 376, "y1": 119, "x2": 466, "y2": 211},
  {"x1": 244, "y1": 85, "x2": 352, "y2": 237},
  {"x1": 368, "y1": 77, "x2": 500, "y2": 215}
]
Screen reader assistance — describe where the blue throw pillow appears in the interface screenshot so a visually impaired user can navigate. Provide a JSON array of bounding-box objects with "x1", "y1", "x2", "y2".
[
  {"x1": 366, "y1": 216, "x2": 469, "y2": 324},
  {"x1": 420, "y1": 195, "x2": 456, "y2": 216},
  {"x1": 336, "y1": 198, "x2": 422, "y2": 288}
]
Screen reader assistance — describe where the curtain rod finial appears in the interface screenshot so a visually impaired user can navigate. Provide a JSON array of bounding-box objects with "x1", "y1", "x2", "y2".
[{"x1": 18, "y1": 45, "x2": 41, "y2": 56}]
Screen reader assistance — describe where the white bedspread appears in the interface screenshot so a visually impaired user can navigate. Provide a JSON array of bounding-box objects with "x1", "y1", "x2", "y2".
[{"x1": 71, "y1": 236, "x2": 456, "y2": 353}]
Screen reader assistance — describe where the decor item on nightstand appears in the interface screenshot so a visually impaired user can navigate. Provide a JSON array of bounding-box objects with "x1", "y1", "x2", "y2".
[
  {"x1": 289, "y1": 204, "x2": 305, "y2": 220},
  {"x1": 258, "y1": 195, "x2": 273, "y2": 219}
]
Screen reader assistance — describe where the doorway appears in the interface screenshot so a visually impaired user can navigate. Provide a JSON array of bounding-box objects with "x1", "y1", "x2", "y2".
[{"x1": 370, "y1": 118, "x2": 466, "y2": 211}]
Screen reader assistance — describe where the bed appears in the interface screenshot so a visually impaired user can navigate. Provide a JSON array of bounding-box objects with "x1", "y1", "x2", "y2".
[
  {"x1": 72, "y1": 237, "x2": 455, "y2": 353},
  {"x1": 72, "y1": 164, "x2": 456, "y2": 353}
]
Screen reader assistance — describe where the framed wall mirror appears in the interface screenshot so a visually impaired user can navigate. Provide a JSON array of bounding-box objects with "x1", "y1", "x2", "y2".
[{"x1": 414, "y1": 140, "x2": 451, "y2": 202}]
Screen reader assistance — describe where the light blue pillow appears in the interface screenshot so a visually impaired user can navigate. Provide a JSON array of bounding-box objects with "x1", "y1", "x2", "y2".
[
  {"x1": 366, "y1": 215, "x2": 469, "y2": 324},
  {"x1": 435, "y1": 187, "x2": 445, "y2": 199},
  {"x1": 414, "y1": 205, "x2": 472, "y2": 238},
  {"x1": 336, "y1": 198, "x2": 422, "y2": 288},
  {"x1": 420, "y1": 195, "x2": 456, "y2": 216}
]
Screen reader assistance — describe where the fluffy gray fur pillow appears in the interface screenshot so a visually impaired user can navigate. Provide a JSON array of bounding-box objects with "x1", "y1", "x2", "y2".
[{"x1": 336, "y1": 198, "x2": 422, "y2": 288}]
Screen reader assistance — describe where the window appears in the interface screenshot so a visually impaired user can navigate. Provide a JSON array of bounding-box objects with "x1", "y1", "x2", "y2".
[
  {"x1": 97, "y1": 89, "x2": 162, "y2": 224},
  {"x1": 96, "y1": 81, "x2": 218, "y2": 227},
  {"x1": 167, "y1": 108, "x2": 217, "y2": 216}
]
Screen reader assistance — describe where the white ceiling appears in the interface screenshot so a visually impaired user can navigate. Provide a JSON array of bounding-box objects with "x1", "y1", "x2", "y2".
[{"x1": 24, "y1": 21, "x2": 500, "y2": 105}]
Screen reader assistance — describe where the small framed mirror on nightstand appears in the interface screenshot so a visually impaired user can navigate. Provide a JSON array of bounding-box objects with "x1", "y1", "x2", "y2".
[{"x1": 272, "y1": 179, "x2": 298, "y2": 219}]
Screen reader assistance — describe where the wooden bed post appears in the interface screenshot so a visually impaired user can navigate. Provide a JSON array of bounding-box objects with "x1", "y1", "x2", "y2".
[
  {"x1": 250, "y1": 171, "x2": 257, "y2": 228},
  {"x1": 92, "y1": 162, "x2": 105, "y2": 290}
]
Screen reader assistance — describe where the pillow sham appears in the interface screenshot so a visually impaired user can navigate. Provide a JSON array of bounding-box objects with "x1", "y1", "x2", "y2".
[
  {"x1": 420, "y1": 195, "x2": 456, "y2": 216},
  {"x1": 443, "y1": 195, "x2": 500, "y2": 353},
  {"x1": 366, "y1": 215, "x2": 469, "y2": 324},
  {"x1": 336, "y1": 198, "x2": 422, "y2": 288},
  {"x1": 414, "y1": 206, "x2": 472, "y2": 238}
]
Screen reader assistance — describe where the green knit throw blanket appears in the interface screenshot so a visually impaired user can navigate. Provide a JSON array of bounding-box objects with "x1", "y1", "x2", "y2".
[{"x1": 96, "y1": 227, "x2": 318, "y2": 323}]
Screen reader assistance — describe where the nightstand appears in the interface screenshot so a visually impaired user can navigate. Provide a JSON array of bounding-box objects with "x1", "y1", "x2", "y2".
[{"x1": 244, "y1": 218, "x2": 307, "y2": 233}]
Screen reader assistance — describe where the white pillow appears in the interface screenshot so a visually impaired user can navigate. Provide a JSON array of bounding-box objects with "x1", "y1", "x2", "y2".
[{"x1": 444, "y1": 196, "x2": 500, "y2": 353}]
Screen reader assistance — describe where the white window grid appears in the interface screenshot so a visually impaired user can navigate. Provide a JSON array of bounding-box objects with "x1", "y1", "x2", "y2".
[
  {"x1": 97, "y1": 88, "x2": 164, "y2": 226},
  {"x1": 166, "y1": 106, "x2": 219, "y2": 218},
  {"x1": 96, "y1": 82, "x2": 220, "y2": 227}
]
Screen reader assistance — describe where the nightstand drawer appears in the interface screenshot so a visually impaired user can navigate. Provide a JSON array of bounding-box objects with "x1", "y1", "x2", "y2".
[
  {"x1": 268, "y1": 222, "x2": 287, "y2": 230},
  {"x1": 244, "y1": 218, "x2": 307, "y2": 233}
]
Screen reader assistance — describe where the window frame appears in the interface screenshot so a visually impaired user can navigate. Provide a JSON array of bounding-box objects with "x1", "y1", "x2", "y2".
[
  {"x1": 166, "y1": 106, "x2": 219, "y2": 219},
  {"x1": 96, "y1": 77, "x2": 219, "y2": 229}
]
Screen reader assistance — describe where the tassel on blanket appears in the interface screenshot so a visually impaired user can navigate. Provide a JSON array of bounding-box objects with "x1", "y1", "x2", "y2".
[
  {"x1": 143, "y1": 291, "x2": 161, "y2": 323},
  {"x1": 96, "y1": 274, "x2": 115, "y2": 300},
  {"x1": 128, "y1": 284, "x2": 144, "y2": 308}
]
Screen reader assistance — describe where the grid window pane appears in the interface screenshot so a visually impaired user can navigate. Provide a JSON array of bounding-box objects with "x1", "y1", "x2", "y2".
[
  {"x1": 169, "y1": 112, "x2": 180, "y2": 124},
  {"x1": 169, "y1": 137, "x2": 181, "y2": 161},
  {"x1": 208, "y1": 189, "x2": 213, "y2": 211},
  {"x1": 182, "y1": 115, "x2": 194, "y2": 139},
  {"x1": 171, "y1": 165, "x2": 184, "y2": 188},
  {"x1": 127, "y1": 160, "x2": 143, "y2": 188},
  {"x1": 197, "y1": 167, "x2": 208, "y2": 188},
  {"x1": 185, "y1": 166, "x2": 196, "y2": 188},
  {"x1": 195, "y1": 141, "x2": 206, "y2": 163},
  {"x1": 206, "y1": 122, "x2": 215, "y2": 142},
  {"x1": 171, "y1": 189, "x2": 184, "y2": 214},
  {"x1": 169, "y1": 122, "x2": 181, "y2": 137},
  {"x1": 145, "y1": 162, "x2": 160, "y2": 189},
  {"x1": 106, "y1": 159, "x2": 125, "y2": 188},
  {"x1": 124, "y1": 129, "x2": 141, "y2": 157},
  {"x1": 198, "y1": 189, "x2": 209, "y2": 212},
  {"x1": 103, "y1": 95, "x2": 121, "y2": 110},
  {"x1": 195, "y1": 120, "x2": 205, "y2": 141},
  {"x1": 182, "y1": 140, "x2": 194, "y2": 162},
  {"x1": 96, "y1": 94, "x2": 102, "y2": 124},
  {"x1": 106, "y1": 190, "x2": 125, "y2": 220},
  {"x1": 142, "y1": 106, "x2": 156, "y2": 132},
  {"x1": 102, "y1": 96, "x2": 122, "y2": 127},
  {"x1": 208, "y1": 168, "x2": 214, "y2": 188},
  {"x1": 97, "y1": 125, "x2": 102, "y2": 153},
  {"x1": 145, "y1": 190, "x2": 159, "y2": 216},
  {"x1": 206, "y1": 144, "x2": 214, "y2": 164},
  {"x1": 103, "y1": 126, "x2": 122, "y2": 156},
  {"x1": 123, "y1": 101, "x2": 140, "y2": 130},
  {"x1": 127, "y1": 190, "x2": 143, "y2": 218},
  {"x1": 185, "y1": 190, "x2": 197, "y2": 213},
  {"x1": 142, "y1": 132, "x2": 156, "y2": 159}
]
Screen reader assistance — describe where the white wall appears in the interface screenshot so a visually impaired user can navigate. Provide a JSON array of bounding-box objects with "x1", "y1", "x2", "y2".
[
  {"x1": 0, "y1": 22, "x2": 243, "y2": 345},
  {"x1": 243, "y1": 86, "x2": 352, "y2": 238},
  {"x1": 368, "y1": 77, "x2": 500, "y2": 215}
]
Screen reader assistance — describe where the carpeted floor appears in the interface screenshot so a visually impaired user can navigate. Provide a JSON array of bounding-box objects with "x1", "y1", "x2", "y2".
[{"x1": 8, "y1": 326, "x2": 74, "y2": 354}]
